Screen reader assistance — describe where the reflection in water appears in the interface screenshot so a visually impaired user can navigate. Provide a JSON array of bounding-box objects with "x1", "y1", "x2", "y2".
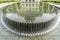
[
  {"x1": 3, "y1": 2, "x2": 57, "y2": 23},
  {"x1": 2, "y1": 2, "x2": 58, "y2": 33}
]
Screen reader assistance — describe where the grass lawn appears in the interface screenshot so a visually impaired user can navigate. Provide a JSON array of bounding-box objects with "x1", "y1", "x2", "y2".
[
  {"x1": 43, "y1": 0, "x2": 60, "y2": 3},
  {"x1": 0, "y1": 0, "x2": 16, "y2": 4}
]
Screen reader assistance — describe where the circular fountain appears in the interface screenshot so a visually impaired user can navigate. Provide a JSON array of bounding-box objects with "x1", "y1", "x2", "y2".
[{"x1": 0, "y1": 2, "x2": 60, "y2": 36}]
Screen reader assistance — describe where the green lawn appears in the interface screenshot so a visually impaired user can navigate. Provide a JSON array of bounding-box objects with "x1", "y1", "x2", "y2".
[
  {"x1": 43, "y1": 0, "x2": 60, "y2": 3},
  {"x1": 0, "y1": 0, "x2": 16, "y2": 4}
]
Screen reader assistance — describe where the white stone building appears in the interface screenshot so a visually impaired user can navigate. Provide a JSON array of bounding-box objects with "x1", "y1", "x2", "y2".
[
  {"x1": 21, "y1": 0, "x2": 40, "y2": 7},
  {"x1": 20, "y1": 0, "x2": 40, "y2": 11},
  {"x1": 21, "y1": 0, "x2": 40, "y2": 2}
]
